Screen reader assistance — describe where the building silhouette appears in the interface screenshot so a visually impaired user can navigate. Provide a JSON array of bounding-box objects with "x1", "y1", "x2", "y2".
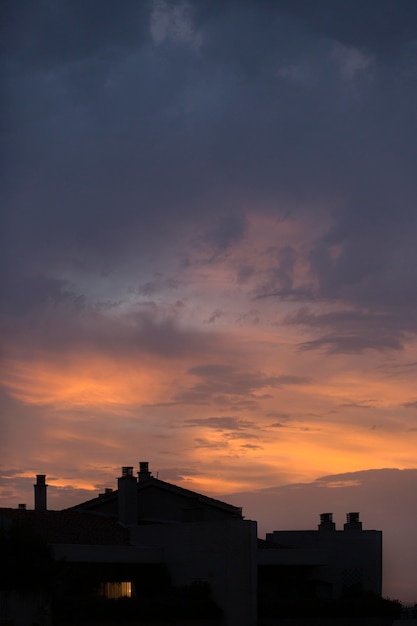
[
  {"x1": 260, "y1": 511, "x2": 382, "y2": 607},
  {"x1": 0, "y1": 463, "x2": 384, "y2": 625}
]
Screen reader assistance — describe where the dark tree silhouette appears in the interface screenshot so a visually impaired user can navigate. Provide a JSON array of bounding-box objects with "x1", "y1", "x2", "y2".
[{"x1": 0, "y1": 519, "x2": 56, "y2": 592}]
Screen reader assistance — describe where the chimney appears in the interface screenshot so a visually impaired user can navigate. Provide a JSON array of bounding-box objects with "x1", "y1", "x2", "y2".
[
  {"x1": 318, "y1": 512, "x2": 336, "y2": 531},
  {"x1": 18, "y1": 503, "x2": 26, "y2": 510},
  {"x1": 117, "y1": 466, "x2": 138, "y2": 525},
  {"x1": 344, "y1": 512, "x2": 362, "y2": 531},
  {"x1": 34, "y1": 474, "x2": 47, "y2": 512},
  {"x1": 138, "y1": 461, "x2": 152, "y2": 483}
]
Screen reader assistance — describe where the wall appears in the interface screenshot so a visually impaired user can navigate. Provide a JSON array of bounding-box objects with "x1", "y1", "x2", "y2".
[
  {"x1": 266, "y1": 529, "x2": 382, "y2": 599},
  {"x1": 130, "y1": 518, "x2": 258, "y2": 626},
  {"x1": 53, "y1": 518, "x2": 258, "y2": 626}
]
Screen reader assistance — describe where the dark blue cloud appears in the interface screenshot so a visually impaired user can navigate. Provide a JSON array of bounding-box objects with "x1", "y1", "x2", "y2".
[{"x1": 1, "y1": 0, "x2": 416, "y2": 346}]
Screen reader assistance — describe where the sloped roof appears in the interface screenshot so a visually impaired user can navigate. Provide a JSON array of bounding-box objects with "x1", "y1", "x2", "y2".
[
  {"x1": 0, "y1": 508, "x2": 130, "y2": 545},
  {"x1": 139, "y1": 477, "x2": 243, "y2": 515},
  {"x1": 67, "y1": 476, "x2": 243, "y2": 518}
]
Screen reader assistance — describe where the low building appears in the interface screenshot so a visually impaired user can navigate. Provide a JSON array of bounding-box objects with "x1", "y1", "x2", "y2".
[{"x1": 261, "y1": 512, "x2": 382, "y2": 602}]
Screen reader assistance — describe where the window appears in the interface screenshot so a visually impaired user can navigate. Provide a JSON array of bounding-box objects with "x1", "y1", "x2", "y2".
[{"x1": 99, "y1": 581, "x2": 132, "y2": 599}]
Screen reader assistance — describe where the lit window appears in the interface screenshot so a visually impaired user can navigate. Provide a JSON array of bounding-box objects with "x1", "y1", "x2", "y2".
[{"x1": 99, "y1": 581, "x2": 132, "y2": 599}]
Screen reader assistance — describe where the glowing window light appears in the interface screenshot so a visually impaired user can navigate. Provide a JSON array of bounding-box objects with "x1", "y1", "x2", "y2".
[{"x1": 100, "y1": 581, "x2": 132, "y2": 599}]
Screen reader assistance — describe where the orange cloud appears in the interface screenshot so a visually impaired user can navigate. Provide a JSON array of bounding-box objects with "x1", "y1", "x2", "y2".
[
  {"x1": 1, "y1": 298, "x2": 417, "y2": 504},
  {"x1": 0, "y1": 354, "x2": 173, "y2": 409}
]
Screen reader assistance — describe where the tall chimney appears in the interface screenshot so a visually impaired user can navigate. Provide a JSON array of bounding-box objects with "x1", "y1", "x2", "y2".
[
  {"x1": 34, "y1": 475, "x2": 47, "y2": 512},
  {"x1": 138, "y1": 461, "x2": 152, "y2": 483},
  {"x1": 117, "y1": 466, "x2": 138, "y2": 525}
]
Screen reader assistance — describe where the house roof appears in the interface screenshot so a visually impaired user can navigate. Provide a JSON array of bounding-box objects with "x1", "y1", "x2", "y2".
[
  {"x1": 0, "y1": 508, "x2": 130, "y2": 545},
  {"x1": 67, "y1": 476, "x2": 243, "y2": 518}
]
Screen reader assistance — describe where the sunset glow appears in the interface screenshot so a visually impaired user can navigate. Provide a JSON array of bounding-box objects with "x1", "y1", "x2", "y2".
[{"x1": 2, "y1": 0, "x2": 417, "y2": 603}]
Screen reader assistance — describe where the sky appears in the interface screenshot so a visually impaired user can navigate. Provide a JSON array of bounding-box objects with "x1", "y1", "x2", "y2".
[{"x1": 1, "y1": 0, "x2": 417, "y2": 601}]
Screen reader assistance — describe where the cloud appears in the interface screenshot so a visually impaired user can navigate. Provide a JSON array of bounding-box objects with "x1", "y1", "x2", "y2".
[
  {"x1": 204, "y1": 309, "x2": 224, "y2": 324},
  {"x1": 183, "y1": 416, "x2": 256, "y2": 431},
  {"x1": 173, "y1": 364, "x2": 309, "y2": 407},
  {"x1": 1, "y1": 306, "x2": 220, "y2": 361},
  {"x1": 339, "y1": 401, "x2": 374, "y2": 409},
  {"x1": 202, "y1": 214, "x2": 247, "y2": 256},
  {"x1": 253, "y1": 245, "x2": 314, "y2": 301},
  {"x1": 193, "y1": 438, "x2": 228, "y2": 450},
  {"x1": 3, "y1": 0, "x2": 417, "y2": 327},
  {"x1": 0, "y1": 271, "x2": 83, "y2": 316},
  {"x1": 150, "y1": 0, "x2": 202, "y2": 48},
  {"x1": 240, "y1": 443, "x2": 262, "y2": 450},
  {"x1": 286, "y1": 307, "x2": 408, "y2": 354},
  {"x1": 403, "y1": 400, "x2": 417, "y2": 409}
]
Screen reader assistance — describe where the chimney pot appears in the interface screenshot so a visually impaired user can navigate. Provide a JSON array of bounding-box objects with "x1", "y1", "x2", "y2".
[
  {"x1": 344, "y1": 511, "x2": 362, "y2": 531},
  {"x1": 34, "y1": 474, "x2": 48, "y2": 512},
  {"x1": 319, "y1": 512, "x2": 336, "y2": 531},
  {"x1": 138, "y1": 461, "x2": 152, "y2": 482}
]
